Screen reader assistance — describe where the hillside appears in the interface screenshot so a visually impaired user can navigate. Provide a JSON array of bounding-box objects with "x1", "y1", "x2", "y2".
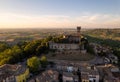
[
  {"x1": 83, "y1": 28, "x2": 120, "y2": 41},
  {"x1": 82, "y1": 28, "x2": 120, "y2": 65}
]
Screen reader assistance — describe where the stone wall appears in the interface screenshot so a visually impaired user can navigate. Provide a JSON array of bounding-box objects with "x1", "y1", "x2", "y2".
[{"x1": 49, "y1": 42, "x2": 80, "y2": 50}]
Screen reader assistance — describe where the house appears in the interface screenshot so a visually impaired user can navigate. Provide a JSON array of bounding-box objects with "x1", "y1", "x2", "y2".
[
  {"x1": 55, "y1": 63, "x2": 78, "y2": 72},
  {"x1": 0, "y1": 64, "x2": 29, "y2": 82},
  {"x1": 104, "y1": 66, "x2": 120, "y2": 82},
  {"x1": 36, "y1": 70, "x2": 59, "y2": 82},
  {"x1": 81, "y1": 66, "x2": 100, "y2": 82},
  {"x1": 81, "y1": 73, "x2": 89, "y2": 82},
  {"x1": 63, "y1": 72, "x2": 79, "y2": 82}
]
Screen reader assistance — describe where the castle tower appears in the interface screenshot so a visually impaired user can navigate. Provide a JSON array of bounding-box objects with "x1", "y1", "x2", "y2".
[
  {"x1": 77, "y1": 26, "x2": 81, "y2": 37},
  {"x1": 77, "y1": 26, "x2": 81, "y2": 44}
]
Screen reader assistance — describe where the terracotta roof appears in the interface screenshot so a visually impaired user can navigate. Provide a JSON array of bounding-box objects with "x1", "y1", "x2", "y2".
[
  {"x1": 36, "y1": 70, "x2": 59, "y2": 82},
  {"x1": 0, "y1": 64, "x2": 27, "y2": 81}
]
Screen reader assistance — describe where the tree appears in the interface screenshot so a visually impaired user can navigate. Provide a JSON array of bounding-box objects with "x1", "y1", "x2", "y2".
[
  {"x1": 40, "y1": 55, "x2": 48, "y2": 68},
  {"x1": 0, "y1": 45, "x2": 23, "y2": 65},
  {"x1": 27, "y1": 56, "x2": 40, "y2": 73},
  {"x1": 10, "y1": 45, "x2": 23, "y2": 63},
  {"x1": 36, "y1": 45, "x2": 46, "y2": 55},
  {"x1": 0, "y1": 43, "x2": 9, "y2": 52},
  {"x1": 0, "y1": 57, "x2": 10, "y2": 66},
  {"x1": 87, "y1": 45, "x2": 95, "y2": 55},
  {"x1": 45, "y1": 36, "x2": 53, "y2": 42},
  {"x1": 24, "y1": 41, "x2": 40, "y2": 56}
]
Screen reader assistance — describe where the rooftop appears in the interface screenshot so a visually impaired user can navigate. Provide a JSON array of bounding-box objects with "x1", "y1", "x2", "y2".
[
  {"x1": 36, "y1": 70, "x2": 59, "y2": 82},
  {"x1": 0, "y1": 64, "x2": 27, "y2": 81},
  {"x1": 112, "y1": 72, "x2": 120, "y2": 78},
  {"x1": 63, "y1": 72, "x2": 74, "y2": 77}
]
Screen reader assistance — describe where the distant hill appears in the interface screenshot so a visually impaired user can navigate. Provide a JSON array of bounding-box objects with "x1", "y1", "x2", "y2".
[{"x1": 83, "y1": 28, "x2": 120, "y2": 41}]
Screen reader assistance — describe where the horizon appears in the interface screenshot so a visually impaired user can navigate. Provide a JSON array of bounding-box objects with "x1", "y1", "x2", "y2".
[
  {"x1": 0, "y1": 27, "x2": 120, "y2": 30},
  {"x1": 0, "y1": 0, "x2": 120, "y2": 29}
]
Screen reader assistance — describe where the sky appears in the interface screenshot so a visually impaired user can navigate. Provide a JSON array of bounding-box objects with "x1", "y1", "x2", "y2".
[{"x1": 0, "y1": 0, "x2": 120, "y2": 29}]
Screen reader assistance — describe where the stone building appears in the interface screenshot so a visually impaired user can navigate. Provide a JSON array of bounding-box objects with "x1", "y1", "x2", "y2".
[
  {"x1": 81, "y1": 66, "x2": 100, "y2": 82},
  {"x1": 35, "y1": 70, "x2": 59, "y2": 82},
  {"x1": 63, "y1": 72, "x2": 79, "y2": 82},
  {"x1": 49, "y1": 26, "x2": 83, "y2": 50},
  {"x1": 103, "y1": 66, "x2": 120, "y2": 82},
  {"x1": 0, "y1": 64, "x2": 30, "y2": 82},
  {"x1": 49, "y1": 42, "x2": 80, "y2": 50}
]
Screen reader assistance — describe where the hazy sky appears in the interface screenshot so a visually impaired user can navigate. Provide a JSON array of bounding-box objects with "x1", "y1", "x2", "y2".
[{"x1": 0, "y1": 0, "x2": 120, "y2": 28}]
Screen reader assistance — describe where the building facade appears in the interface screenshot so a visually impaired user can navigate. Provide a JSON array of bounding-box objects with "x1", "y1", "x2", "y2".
[{"x1": 49, "y1": 42, "x2": 80, "y2": 50}]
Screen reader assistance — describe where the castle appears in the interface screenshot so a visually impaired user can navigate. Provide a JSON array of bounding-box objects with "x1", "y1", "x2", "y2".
[{"x1": 49, "y1": 26, "x2": 86, "y2": 51}]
